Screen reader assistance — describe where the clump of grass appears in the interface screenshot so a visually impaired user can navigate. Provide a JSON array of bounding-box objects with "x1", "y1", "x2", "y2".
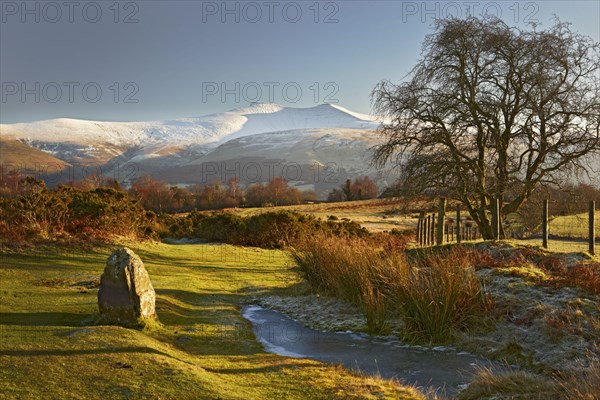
[
  {"x1": 456, "y1": 367, "x2": 557, "y2": 399},
  {"x1": 360, "y1": 284, "x2": 389, "y2": 334},
  {"x1": 312, "y1": 363, "x2": 430, "y2": 400},
  {"x1": 555, "y1": 357, "x2": 600, "y2": 399},
  {"x1": 394, "y1": 250, "x2": 485, "y2": 343},
  {"x1": 458, "y1": 358, "x2": 600, "y2": 400},
  {"x1": 543, "y1": 302, "x2": 594, "y2": 345},
  {"x1": 494, "y1": 264, "x2": 549, "y2": 281},
  {"x1": 291, "y1": 235, "x2": 390, "y2": 333},
  {"x1": 292, "y1": 235, "x2": 488, "y2": 342}
]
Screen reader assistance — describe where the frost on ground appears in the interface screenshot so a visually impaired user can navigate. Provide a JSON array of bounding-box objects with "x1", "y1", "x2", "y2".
[
  {"x1": 254, "y1": 294, "x2": 379, "y2": 334},
  {"x1": 253, "y1": 245, "x2": 599, "y2": 373},
  {"x1": 457, "y1": 267, "x2": 600, "y2": 371}
]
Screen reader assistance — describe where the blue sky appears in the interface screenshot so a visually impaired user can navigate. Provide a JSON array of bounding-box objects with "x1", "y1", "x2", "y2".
[{"x1": 1, "y1": 1, "x2": 599, "y2": 123}]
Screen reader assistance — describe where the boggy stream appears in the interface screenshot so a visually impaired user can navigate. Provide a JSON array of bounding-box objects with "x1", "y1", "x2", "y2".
[{"x1": 242, "y1": 305, "x2": 499, "y2": 395}]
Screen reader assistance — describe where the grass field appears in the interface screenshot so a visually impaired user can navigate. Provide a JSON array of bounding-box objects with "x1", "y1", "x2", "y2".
[
  {"x1": 0, "y1": 242, "x2": 424, "y2": 399},
  {"x1": 217, "y1": 198, "x2": 599, "y2": 254},
  {"x1": 517, "y1": 237, "x2": 599, "y2": 254},
  {"x1": 219, "y1": 198, "x2": 427, "y2": 233},
  {"x1": 549, "y1": 212, "x2": 600, "y2": 239}
]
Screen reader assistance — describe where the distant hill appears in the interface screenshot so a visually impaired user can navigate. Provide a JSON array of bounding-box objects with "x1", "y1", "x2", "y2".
[
  {"x1": 1, "y1": 104, "x2": 395, "y2": 197},
  {"x1": 0, "y1": 138, "x2": 70, "y2": 177}
]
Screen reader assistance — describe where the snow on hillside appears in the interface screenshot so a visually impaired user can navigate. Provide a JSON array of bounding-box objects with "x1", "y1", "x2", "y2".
[
  {"x1": 217, "y1": 103, "x2": 378, "y2": 143},
  {"x1": 192, "y1": 128, "x2": 381, "y2": 173},
  {"x1": 1, "y1": 103, "x2": 379, "y2": 148}
]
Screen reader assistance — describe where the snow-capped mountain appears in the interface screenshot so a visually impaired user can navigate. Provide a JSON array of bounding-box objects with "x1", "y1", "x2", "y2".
[
  {"x1": 2, "y1": 103, "x2": 378, "y2": 148},
  {"x1": 1, "y1": 104, "x2": 391, "y2": 197}
]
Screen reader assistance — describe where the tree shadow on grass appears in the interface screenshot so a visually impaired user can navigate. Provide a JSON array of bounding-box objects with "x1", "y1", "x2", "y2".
[
  {"x1": 0, "y1": 312, "x2": 89, "y2": 327},
  {"x1": 1, "y1": 252, "x2": 106, "y2": 273},
  {"x1": 155, "y1": 281, "x2": 309, "y2": 327},
  {"x1": 203, "y1": 363, "x2": 315, "y2": 375},
  {"x1": 0, "y1": 346, "x2": 173, "y2": 358},
  {"x1": 153, "y1": 285, "x2": 312, "y2": 357}
]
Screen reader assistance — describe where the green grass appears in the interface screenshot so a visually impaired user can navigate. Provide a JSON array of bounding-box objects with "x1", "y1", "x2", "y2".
[
  {"x1": 549, "y1": 212, "x2": 600, "y2": 239},
  {"x1": 513, "y1": 237, "x2": 599, "y2": 255},
  {"x1": 0, "y1": 242, "x2": 424, "y2": 399}
]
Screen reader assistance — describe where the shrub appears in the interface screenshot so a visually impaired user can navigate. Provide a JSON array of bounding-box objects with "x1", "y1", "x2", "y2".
[
  {"x1": 0, "y1": 178, "x2": 154, "y2": 243},
  {"x1": 193, "y1": 212, "x2": 247, "y2": 243},
  {"x1": 165, "y1": 210, "x2": 369, "y2": 249},
  {"x1": 243, "y1": 211, "x2": 311, "y2": 248}
]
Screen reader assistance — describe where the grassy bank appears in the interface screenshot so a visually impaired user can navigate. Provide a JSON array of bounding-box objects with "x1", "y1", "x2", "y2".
[
  {"x1": 0, "y1": 242, "x2": 424, "y2": 399},
  {"x1": 287, "y1": 236, "x2": 600, "y2": 397}
]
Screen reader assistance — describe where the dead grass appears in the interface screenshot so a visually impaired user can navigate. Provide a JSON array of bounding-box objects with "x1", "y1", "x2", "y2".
[
  {"x1": 305, "y1": 364, "x2": 430, "y2": 400},
  {"x1": 555, "y1": 357, "x2": 600, "y2": 400},
  {"x1": 456, "y1": 368, "x2": 558, "y2": 399},
  {"x1": 543, "y1": 258, "x2": 600, "y2": 296},
  {"x1": 458, "y1": 358, "x2": 600, "y2": 400},
  {"x1": 457, "y1": 245, "x2": 600, "y2": 296},
  {"x1": 291, "y1": 235, "x2": 488, "y2": 342},
  {"x1": 395, "y1": 250, "x2": 487, "y2": 343}
]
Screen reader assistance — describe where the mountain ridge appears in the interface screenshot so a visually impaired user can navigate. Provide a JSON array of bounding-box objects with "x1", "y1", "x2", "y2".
[
  {"x1": 1, "y1": 103, "x2": 379, "y2": 148},
  {"x1": 0, "y1": 104, "x2": 389, "y2": 197}
]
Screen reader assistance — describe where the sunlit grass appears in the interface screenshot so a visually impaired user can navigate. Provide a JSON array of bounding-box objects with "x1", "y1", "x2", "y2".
[
  {"x1": 0, "y1": 242, "x2": 424, "y2": 399},
  {"x1": 549, "y1": 212, "x2": 600, "y2": 239},
  {"x1": 198, "y1": 198, "x2": 599, "y2": 254},
  {"x1": 202, "y1": 198, "x2": 422, "y2": 233}
]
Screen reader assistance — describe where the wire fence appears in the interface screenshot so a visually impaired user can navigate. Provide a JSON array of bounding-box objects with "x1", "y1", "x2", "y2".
[
  {"x1": 542, "y1": 200, "x2": 599, "y2": 254},
  {"x1": 415, "y1": 199, "x2": 599, "y2": 255}
]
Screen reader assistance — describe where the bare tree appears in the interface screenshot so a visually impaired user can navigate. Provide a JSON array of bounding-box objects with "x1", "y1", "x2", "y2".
[{"x1": 372, "y1": 17, "x2": 600, "y2": 239}]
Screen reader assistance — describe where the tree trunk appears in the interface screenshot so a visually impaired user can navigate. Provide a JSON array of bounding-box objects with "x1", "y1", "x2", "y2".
[{"x1": 469, "y1": 209, "x2": 494, "y2": 240}]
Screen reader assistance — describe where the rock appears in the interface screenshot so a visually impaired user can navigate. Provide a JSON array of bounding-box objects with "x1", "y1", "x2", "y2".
[{"x1": 98, "y1": 247, "x2": 158, "y2": 326}]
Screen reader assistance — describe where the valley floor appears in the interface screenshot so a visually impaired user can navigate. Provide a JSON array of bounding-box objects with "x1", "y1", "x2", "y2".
[
  {"x1": 1, "y1": 240, "x2": 598, "y2": 399},
  {"x1": 0, "y1": 242, "x2": 423, "y2": 400}
]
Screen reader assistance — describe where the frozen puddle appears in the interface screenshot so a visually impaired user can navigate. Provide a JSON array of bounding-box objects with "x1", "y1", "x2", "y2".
[{"x1": 242, "y1": 305, "x2": 496, "y2": 394}]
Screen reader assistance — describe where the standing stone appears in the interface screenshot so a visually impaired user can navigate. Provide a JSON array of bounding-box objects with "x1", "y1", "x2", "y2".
[{"x1": 98, "y1": 247, "x2": 158, "y2": 326}]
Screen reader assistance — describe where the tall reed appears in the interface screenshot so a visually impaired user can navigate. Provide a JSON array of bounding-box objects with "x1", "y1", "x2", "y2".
[
  {"x1": 292, "y1": 234, "x2": 486, "y2": 342},
  {"x1": 392, "y1": 250, "x2": 484, "y2": 342}
]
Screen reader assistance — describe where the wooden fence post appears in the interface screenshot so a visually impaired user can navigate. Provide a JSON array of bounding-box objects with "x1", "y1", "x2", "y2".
[
  {"x1": 542, "y1": 199, "x2": 549, "y2": 249},
  {"x1": 430, "y1": 213, "x2": 436, "y2": 245},
  {"x1": 423, "y1": 215, "x2": 431, "y2": 246},
  {"x1": 456, "y1": 207, "x2": 462, "y2": 244},
  {"x1": 417, "y1": 215, "x2": 421, "y2": 246},
  {"x1": 417, "y1": 212, "x2": 423, "y2": 246},
  {"x1": 427, "y1": 214, "x2": 432, "y2": 245},
  {"x1": 437, "y1": 198, "x2": 446, "y2": 246},
  {"x1": 492, "y1": 196, "x2": 500, "y2": 241},
  {"x1": 590, "y1": 201, "x2": 596, "y2": 256}
]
